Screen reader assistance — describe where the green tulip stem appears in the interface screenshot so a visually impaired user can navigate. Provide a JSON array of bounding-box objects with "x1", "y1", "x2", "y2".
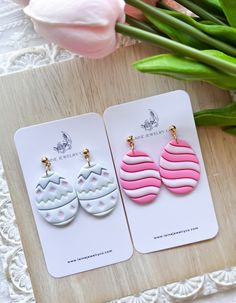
[
  {"x1": 174, "y1": 0, "x2": 226, "y2": 25},
  {"x1": 115, "y1": 23, "x2": 236, "y2": 75},
  {"x1": 126, "y1": 15, "x2": 158, "y2": 34},
  {"x1": 124, "y1": 0, "x2": 236, "y2": 57}
]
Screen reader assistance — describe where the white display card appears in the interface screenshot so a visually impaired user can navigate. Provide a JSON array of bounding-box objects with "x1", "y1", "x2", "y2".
[
  {"x1": 14, "y1": 113, "x2": 133, "y2": 277},
  {"x1": 104, "y1": 90, "x2": 219, "y2": 253}
]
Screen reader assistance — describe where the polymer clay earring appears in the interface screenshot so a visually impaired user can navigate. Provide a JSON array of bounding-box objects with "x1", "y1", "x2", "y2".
[
  {"x1": 120, "y1": 136, "x2": 161, "y2": 204},
  {"x1": 35, "y1": 157, "x2": 79, "y2": 226},
  {"x1": 160, "y1": 126, "x2": 200, "y2": 194},
  {"x1": 75, "y1": 148, "x2": 118, "y2": 217}
]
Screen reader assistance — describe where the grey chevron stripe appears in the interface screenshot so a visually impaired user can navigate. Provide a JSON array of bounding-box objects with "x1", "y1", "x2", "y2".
[{"x1": 37, "y1": 195, "x2": 78, "y2": 211}]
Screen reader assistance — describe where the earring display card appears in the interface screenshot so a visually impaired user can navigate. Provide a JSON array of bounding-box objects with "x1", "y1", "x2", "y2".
[
  {"x1": 104, "y1": 90, "x2": 219, "y2": 253},
  {"x1": 14, "y1": 113, "x2": 133, "y2": 278}
]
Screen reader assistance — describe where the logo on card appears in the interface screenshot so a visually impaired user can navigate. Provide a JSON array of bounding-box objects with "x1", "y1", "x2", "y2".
[
  {"x1": 53, "y1": 131, "x2": 72, "y2": 154},
  {"x1": 141, "y1": 109, "x2": 159, "y2": 131}
]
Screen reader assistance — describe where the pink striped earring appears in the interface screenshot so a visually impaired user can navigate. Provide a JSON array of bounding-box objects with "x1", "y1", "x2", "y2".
[
  {"x1": 160, "y1": 126, "x2": 200, "y2": 194},
  {"x1": 120, "y1": 136, "x2": 161, "y2": 204}
]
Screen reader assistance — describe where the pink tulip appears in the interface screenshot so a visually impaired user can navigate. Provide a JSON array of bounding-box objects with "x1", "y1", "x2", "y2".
[
  {"x1": 24, "y1": 0, "x2": 126, "y2": 58},
  {"x1": 125, "y1": 1, "x2": 159, "y2": 20},
  {"x1": 164, "y1": 0, "x2": 192, "y2": 15},
  {"x1": 14, "y1": 0, "x2": 30, "y2": 6}
]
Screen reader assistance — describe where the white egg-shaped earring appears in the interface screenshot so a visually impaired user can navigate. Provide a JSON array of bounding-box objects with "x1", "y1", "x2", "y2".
[
  {"x1": 35, "y1": 157, "x2": 79, "y2": 226},
  {"x1": 75, "y1": 148, "x2": 118, "y2": 217}
]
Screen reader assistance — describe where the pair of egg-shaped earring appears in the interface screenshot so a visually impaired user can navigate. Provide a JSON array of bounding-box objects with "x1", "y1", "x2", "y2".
[
  {"x1": 120, "y1": 125, "x2": 201, "y2": 204},
  {"x1": 34, "y1": 149, "x2": 118, "y2": 226}
]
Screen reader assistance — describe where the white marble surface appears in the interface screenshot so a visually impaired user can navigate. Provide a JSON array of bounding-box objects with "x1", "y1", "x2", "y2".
[{"x1": 1, "y1": 1, "x2": 236, "y2": 303}]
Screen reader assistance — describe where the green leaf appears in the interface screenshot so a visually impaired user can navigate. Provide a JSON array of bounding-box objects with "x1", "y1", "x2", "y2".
[
  {"x1": 189, "y1": 0, "x2": 225, "y2": 19},
  {"x1": 174, "y1": 0, "x2": 226, "y2": 25},
  {"x1": 219, "y1": 0, "x2": 236, "y2": 28},
  {"x1": 116, "y1": 21, "x2": 236, "y2": 75},
  {"x1": 157, "y1": 9, "x2": 236, "y2": 47},
  {"x1": 205, "y1": 49, "x2": 236, "y2": 64},
  {"x1": 133, "y1": 50, "x2": 236, "y2": 90},
  {"x1": 194, "y1": 102, "x2": 236, "y2": 126},
  {"x1": 223, "y1": 126, "x2": 236, "y2": 135},
  {"x1": 141, "y1": 4, "x2": 236, "y2": 57},
  {"x1": 194, "y1": 102, "x2": 236, "y2": 136}
]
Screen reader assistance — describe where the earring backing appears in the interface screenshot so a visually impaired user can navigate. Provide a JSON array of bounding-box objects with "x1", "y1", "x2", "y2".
[
  {"x1": 41, "y1": 156, "x2": 51, "y2": 175},
  {"x1": 169, "y1": 125, "x2": 178, "y2": 143},
  {"x1": 127, "y1": 135, "x2": 135, "y2": 152},
  {"x1": 82, "y1": 148, "x2": 91, "y2": 167}
]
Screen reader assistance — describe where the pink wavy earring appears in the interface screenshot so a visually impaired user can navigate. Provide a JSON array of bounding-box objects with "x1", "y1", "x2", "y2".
[
  {"x1": 120, "y1": 136, "x2": 162, "y2": 204},
  {"x1": 160, "y1": 126, "x2": 200, "y2": 195}
]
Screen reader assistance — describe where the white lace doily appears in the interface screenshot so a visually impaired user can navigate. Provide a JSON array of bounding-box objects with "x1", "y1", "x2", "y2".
[
  {"x1": 0, "y1": 0, "x2": 136, "y2": 75},
  {"x1": 1, "y1": 1, "x2": 236, "y2": 303},
  {"x1": 0, "y1": 0, "x2": 44, "y2": 54},
  {"x1": 0, "y1": 158, "x2": 35, "y2": 303}
]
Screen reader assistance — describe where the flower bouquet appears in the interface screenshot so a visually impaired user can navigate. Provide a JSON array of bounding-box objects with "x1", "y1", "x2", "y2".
[{"x1": 17, "y1": 0, "x2": 236, "y2": 135}]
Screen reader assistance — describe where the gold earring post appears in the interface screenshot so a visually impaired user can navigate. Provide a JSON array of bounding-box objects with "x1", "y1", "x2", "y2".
[
  {"x1": 83, "y1": 148, "x2": 91, "y2": 167},
  {"x1": 41, "y1": 156, "x2": 51, "y2": 176},
  {"x1": 169, "y1": 125, "x2": 178, "y2": 143},
  {"x1": 127, "y1": 136, "x2": 135, "y2": 152}
]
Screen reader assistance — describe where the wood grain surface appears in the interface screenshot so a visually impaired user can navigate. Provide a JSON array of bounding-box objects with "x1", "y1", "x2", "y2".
[{"x1": 0, "y1": 44, "x2": 235, "y2": 303}]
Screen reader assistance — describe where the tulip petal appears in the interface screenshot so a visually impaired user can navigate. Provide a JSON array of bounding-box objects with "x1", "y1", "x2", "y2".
[
  {"x1": 32, "y1": 21, "x2": 119, "y2": 58},
  {"x1": 14, "y1": 0, "x2": 30, "y2": 7},
  {"x1": 24, "y1": 0, "x2": 126, "y2": 58}
]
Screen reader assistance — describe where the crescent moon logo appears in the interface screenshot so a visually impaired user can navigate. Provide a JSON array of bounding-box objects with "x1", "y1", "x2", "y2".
[
  {"x1": 53, "y1": 131, "x2": 72, "y2": 154},
  {"x1": 141, "y1": 109, "x2": 159, "y2": 131}
]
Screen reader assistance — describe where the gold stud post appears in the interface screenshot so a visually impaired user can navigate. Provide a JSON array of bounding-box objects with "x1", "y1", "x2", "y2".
[
  {"x1": 83, "y1": 148, "x2": 91, "y2": 167},
  {"x1": 169, "y1": 125, "x2": 178, "y2": 143},
  {"x1": 41, "y1": 156, "x2": 51, "y2": 176},
  {"x1": 127, "y1": 136, "x2": 135, "y2": 152}
]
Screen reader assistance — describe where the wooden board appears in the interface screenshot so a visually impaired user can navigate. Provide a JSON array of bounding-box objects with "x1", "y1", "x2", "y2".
[{"x1": 0, "y1": 44, "x2": 235, "y2": 303}]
